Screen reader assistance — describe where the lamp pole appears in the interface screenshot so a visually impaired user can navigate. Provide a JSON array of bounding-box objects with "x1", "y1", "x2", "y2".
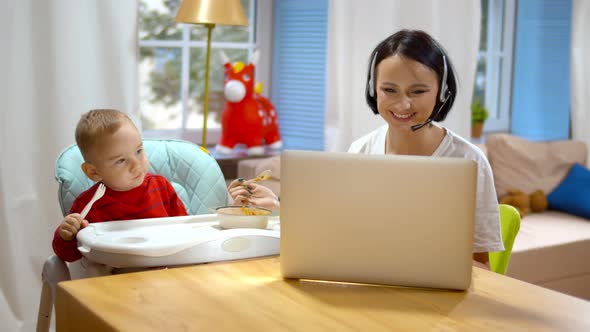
[
  {"x1": 202, "y1": 23, "x2": 214, "y2": 149},
  {"x1": 174, "y1": 0, "x2": 248, "y2": 151}
]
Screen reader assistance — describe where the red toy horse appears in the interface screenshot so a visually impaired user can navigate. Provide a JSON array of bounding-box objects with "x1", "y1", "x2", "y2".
[{"x1": 216, "y1": 51, "x2": 282, "y2": 155}]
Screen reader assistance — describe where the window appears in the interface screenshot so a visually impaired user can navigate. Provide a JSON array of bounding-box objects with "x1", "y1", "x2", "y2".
[
  {"x1": 473, "y1": 0, "x2": 516, "y2": 133},
  {"x1": 270, "y1": 0, "x2": 328, "y2": 150},
  {"x1": 510, "y1": 0, "x2": 572, "y2": 141},
  {"x1": 138, "y1": 0, "x2": 271, "y2": 144}
]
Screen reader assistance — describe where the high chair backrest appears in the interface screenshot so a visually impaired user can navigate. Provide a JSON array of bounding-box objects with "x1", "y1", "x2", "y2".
[
  {"x1": 54, "y1": 139, "x2": 228, "y2": 216},
  {"x1": 489, "y1": 204, "x2": 521, "y2": 274}
]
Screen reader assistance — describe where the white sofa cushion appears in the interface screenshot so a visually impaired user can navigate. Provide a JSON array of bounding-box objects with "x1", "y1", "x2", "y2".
[{"x1": 508, "y1": 211, "x2": 590, "y2": 299}]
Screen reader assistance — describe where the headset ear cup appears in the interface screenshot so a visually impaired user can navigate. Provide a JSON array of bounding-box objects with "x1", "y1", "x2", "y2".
[
  {"x1": 439, "y1": 55, "x2": 448, "y2": 103},
  {"x1": 368, "y1": 52, "x2": 378, "y2": 97},
  {"x1": 432, "y1": 92, "x2": 451, "y2": 121}
]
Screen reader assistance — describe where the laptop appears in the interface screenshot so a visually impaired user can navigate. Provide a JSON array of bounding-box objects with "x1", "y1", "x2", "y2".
[{"x1": 279, "y1": 150, "x2": 477, "y2": 290}]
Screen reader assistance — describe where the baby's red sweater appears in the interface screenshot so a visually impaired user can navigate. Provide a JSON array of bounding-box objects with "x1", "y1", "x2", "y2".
[{"x1": 52, "y1": 173, "x2": 187, "y2": 262}]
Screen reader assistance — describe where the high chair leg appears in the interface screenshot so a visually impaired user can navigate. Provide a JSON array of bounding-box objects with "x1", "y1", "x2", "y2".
[
  {"x1": 36, "y1": 280, "x2": 52, "y2": 332},
  {"x1": 37, "y1": 255, "x2": 71, "y2": 332}
]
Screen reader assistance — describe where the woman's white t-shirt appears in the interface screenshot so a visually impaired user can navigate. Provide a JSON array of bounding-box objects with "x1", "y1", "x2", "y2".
[{"x1": 348, "y1": 125, "x2": 504, "y2": 253}]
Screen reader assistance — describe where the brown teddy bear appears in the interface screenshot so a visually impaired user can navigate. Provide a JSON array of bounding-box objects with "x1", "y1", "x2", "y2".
[
  {"x1": 500, "y1": 189, "x2": 548, "y2": 218},
  {"x1": 529, "y1": 189, "x2": 548, "y2": 213}
]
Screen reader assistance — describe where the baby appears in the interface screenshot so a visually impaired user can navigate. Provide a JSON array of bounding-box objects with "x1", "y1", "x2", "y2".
[{"x1": 53, "y1": 109, "x2": 279, "y2": 262}]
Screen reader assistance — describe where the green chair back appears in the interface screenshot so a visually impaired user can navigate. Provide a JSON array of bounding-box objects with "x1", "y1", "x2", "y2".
[{"x1": 489, "y1": 204, "x2": 521, "y2": 274}]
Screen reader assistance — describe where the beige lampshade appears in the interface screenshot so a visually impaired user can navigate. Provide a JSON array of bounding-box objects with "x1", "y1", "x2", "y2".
[{"x1": 175, "y1": 0, "x2": 248, "y2": 26}]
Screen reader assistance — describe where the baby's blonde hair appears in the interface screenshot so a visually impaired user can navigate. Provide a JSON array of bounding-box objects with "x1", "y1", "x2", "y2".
[{"x1": 75, "y1": 109, "x2": 135, "y2": 161}]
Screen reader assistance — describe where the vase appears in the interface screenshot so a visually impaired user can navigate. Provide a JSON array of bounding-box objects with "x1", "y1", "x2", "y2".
[{"x1": 472, "y1": 122, "x2": 484, "y2": 138}]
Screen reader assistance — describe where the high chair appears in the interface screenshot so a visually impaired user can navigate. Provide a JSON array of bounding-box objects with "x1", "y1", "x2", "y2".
[
  {"x1": 37, "y1": 139, "x2": 228, "y2": 332},
  {"x1": 489, "y1": 204, "x2": 521, "y2": 275}
]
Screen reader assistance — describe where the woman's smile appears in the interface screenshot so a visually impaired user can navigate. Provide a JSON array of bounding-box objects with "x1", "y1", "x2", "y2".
[{"x1": 390, "y1": 111, "x2": 416, "y2": 122}]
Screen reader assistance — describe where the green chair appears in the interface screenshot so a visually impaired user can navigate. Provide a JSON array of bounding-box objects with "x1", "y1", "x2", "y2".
[{"x1": 489, "y1": 204, "x2": 521, "y2": 274}]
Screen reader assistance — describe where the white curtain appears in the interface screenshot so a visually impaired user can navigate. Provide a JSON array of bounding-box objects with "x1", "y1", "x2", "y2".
[
  {"x1": 571, "y1": 0, "x2": 590, "y2": 165},
  {"x1": 325, "y1": 0, "x2": 480, "y2": 151},
  {"x1": 0, "y1": 1, "x2": 138, "y2": 331}
]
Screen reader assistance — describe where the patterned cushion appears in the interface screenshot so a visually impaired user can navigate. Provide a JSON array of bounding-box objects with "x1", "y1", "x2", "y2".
[{"x1": 55, "y1": 139, "x2": 228, "y2": 216}]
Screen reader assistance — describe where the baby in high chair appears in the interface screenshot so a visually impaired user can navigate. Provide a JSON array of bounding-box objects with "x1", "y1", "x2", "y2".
[{"x1": 53, "y1": 109, "x2": 279, "y2": 263}]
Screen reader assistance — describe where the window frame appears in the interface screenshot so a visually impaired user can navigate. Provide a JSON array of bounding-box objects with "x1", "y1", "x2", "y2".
[
  {"x1": 139, "y1": 1, "x2": 273, "y2": 145},
  {"x1": 480, "y1": 0, "x2": 516, "y2": 133}
]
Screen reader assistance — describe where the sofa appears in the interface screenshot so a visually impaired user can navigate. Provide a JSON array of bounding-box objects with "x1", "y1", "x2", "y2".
[
  {"x1": 484, "y1": 134, "x2": 590, "y2": 300},
  {"x1": 237, "y1": 133, "x2": 590, "y2": 300}
]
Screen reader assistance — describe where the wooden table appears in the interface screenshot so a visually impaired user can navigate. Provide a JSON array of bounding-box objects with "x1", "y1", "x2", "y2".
[{"x1": 56, "y1": 257, "x2": 590, "y2": 332}]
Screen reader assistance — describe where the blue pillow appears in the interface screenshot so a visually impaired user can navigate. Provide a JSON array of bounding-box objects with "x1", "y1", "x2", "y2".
[{"x1": 547, "y1": 163, "x2": 590, "y2": 219}]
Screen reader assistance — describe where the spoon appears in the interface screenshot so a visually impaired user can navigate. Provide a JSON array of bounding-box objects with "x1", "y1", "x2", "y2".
[
  {"x1": 241, "y1": 169, "x2": 271, "y2": 188},
  {"x1": 251, "y1": 169, "x2": 272, "y2": 182},
  {"x1": 80, "y1": 183, "x2": 106, "y2": 219}
]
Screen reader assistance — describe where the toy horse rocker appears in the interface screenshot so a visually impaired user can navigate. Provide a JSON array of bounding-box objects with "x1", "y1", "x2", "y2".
[{"x1": 216, "y1": 50, "x2": 282, "y2": 155}]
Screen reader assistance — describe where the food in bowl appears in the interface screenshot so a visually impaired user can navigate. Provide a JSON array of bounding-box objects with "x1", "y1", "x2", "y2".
[{"x1": 216, "y1": 206, "x2": 271, "y2": 229}]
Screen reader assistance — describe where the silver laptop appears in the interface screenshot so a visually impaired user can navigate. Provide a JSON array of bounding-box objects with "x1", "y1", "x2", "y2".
[{"x1": 279, "y1": 150, "x2": 476, "y2": 290}]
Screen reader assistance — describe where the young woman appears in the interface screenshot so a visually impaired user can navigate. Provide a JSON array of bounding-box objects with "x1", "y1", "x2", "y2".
[{"x1": 349, "y1": 30, "x2": 503, "y2": 268}]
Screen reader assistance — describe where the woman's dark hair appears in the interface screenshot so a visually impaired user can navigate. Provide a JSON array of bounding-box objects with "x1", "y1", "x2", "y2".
[{"x1": 365, "y1": 29, "x2": 457, "y2": 122}]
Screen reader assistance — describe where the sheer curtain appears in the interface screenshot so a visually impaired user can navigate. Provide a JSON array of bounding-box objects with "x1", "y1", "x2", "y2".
[
  {"x1": 571, "y1": 0, "x2": 590, "y2": 164},
  {"x1": 0, "y1": 1, "x2": 138, "y2": 330},
  {"x1": 325, "y1": 0, "x2": 481, "y2": 151}
]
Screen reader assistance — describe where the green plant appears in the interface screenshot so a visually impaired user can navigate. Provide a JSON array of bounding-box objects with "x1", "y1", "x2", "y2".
[{"x1": 471, "y1": 98, "x2": 489, "y2": 123}]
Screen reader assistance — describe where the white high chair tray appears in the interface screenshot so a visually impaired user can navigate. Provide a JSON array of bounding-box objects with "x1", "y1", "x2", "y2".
[{"x1": 76, "y1": 214, "x2": 280, "y2": 268}]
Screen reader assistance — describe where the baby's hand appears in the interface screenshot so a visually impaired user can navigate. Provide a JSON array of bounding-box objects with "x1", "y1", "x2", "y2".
[{"x1": 58, "y1": 213, "x2": 88, "y2": 241}]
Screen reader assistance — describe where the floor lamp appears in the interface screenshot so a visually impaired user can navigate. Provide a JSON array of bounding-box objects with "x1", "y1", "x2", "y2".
[{"x1": 175, "y1": 0, "x2": 248, "y2": 150}]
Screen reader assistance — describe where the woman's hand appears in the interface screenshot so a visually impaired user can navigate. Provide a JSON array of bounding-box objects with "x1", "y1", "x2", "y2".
[
  {"x1": 472, "y1": 252, "x2": 490, "y2": 270},
  {"x1": 228, "y1": 179, "x2": 280, "y2": 210}
]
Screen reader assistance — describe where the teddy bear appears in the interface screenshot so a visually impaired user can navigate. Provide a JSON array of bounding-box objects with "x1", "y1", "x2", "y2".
[{"x1": 500, "y1": 189, "x2": 548, "y2": 218}]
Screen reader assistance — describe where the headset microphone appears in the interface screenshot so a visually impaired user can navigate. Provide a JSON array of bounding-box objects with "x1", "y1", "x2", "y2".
[{"x1": 410, "y1": 93, "x2": 450, "y2": 131}]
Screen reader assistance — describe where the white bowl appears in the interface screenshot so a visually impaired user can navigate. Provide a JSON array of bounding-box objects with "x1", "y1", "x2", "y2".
[{"x1": 216, "y1": 206, "x2": 271, "y2": 229}]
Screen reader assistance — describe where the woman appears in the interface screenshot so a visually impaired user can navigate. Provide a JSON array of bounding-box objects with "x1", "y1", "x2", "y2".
[{"x1": 349, "y1": 30, "x2": 503, "y2": 269}]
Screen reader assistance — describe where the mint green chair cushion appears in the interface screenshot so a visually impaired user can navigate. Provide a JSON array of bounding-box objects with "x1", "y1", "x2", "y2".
[
  {"x1": 55, "y1": 139, "x2": 228, "y2": 216},
  {"x1": 489, "y1": 204, "x2": 521, "y2": 274}
]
